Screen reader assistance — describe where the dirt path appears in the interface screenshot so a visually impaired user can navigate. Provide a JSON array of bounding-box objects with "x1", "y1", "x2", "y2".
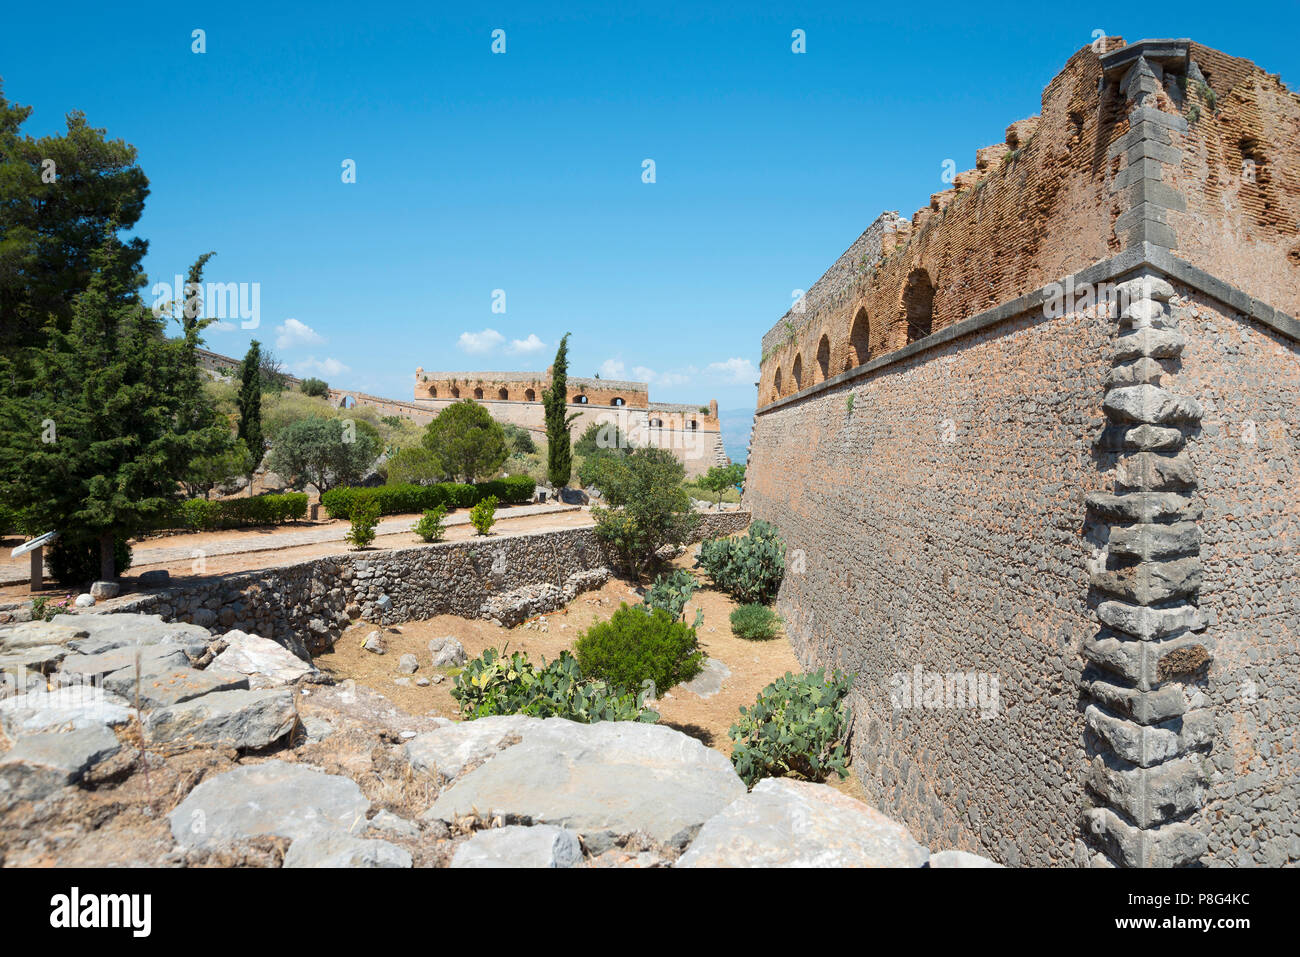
[{"x1": 0, "y1": 505, "x2": 594, "y2": 601}]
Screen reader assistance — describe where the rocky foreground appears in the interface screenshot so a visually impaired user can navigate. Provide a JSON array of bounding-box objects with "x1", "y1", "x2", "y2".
[{"x1": 0, "y1": 613, "x2": 998, "y2": 868}]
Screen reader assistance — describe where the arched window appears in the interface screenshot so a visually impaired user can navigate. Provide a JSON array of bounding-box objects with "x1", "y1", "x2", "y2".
[
  {"x1": 429, "y1": 386, "x2": 438, "y2": 398},
  {"x1": 816, "y1": 334, "x2": 831, "y2": 382},
  {"x1": 649, "y1": 417, "x2": 663, "y2": 428},
  {"x1": 451, "y1": 387, "x2": 460, "y2": 398},
  {"x1": 847, "y1": 307, "x2": 870, "y2": 370},
  {"x1": 573, "y1": 394, "x2": 588, "y2": 404},
  {"x1": 773, "y1": 367, "x2": 783, "y2": 399},
  {"x1": 473, "y1": 387, "x2": 484, "y2": 399},
  {"x1": 903, "y1": 268, "x2": 935, "y2": 343},
  {"x1": 524, "y1": 388, "x2": 536, "y2": 401},
  {"x1": 611, "y1": 397, "x2": 625, "y2": 407},
  {"x1": 791, "y1": 354, "x2": 803, "y2": 391},
  {"x1": 498, "y1": 388, "x2": 509, "y2": 400}
]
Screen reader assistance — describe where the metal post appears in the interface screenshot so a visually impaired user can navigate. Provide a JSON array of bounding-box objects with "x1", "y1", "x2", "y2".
[{"x1": 30, "y1": 545, "x2": 42, "y2": 594}]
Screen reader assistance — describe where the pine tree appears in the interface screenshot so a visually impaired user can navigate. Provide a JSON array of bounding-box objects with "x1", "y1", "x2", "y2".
[
  {"x1": 542, "y1": 333, "x2": 578, "y2": 487},
  {"x1": 0, "y1": 236, "x2": 204, "y2": 580},
  {"x1": 237, "y1": 340, "x2": 264, "y2": 472}
]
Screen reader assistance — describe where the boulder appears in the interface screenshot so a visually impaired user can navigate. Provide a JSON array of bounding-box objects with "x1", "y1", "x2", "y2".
[
  {"x1": 0, "y1": 687, "x2": 135, "y2": 736},
  {"x1": 558, "y1": 487, "x2": 588, "y2": 505},
  {"x1": 137, "y1": 569, "x2": 171, "y2": 588},
  {"x1": 676, "y1": 778, "x2": 930, "y2": 868},
  {"x1": 89, "y1": 581, "x2": 120, "y2": 600},
  {"x1": 210, "y1": 629, "x2": 318, "y2": 688},
  {"x1": 398, "y1": 653, "x2": 419, "y2": 675},
  {"x1": 64, "y1": 614, "x2": 212, "y2": 657},
  {"x1": 103, "y1": 665, "x2": 249, "y2": 709},
  {"x1": 283, "y1": 831, "x2": 412, "y2": 868},
  {"x1": 74, "y1": 594, "x2": 95, "y2": 609},
  {"x1": 929, "y1": 849, "x2": 1003, "y2": 868},
  {"x1": 0, "y1": 620, "x2": 90, "y2": 652},
  {"x1": 681, "y1": 658, "x2": 730, "y2": 700},
  {"x1": 405, "y1": 715, "x2": 536, "y2": 784},
  {"x1": 427, "y1": 718, "x2": 747, "y2": 852},
  {"x1": 144, "y1": 688, "x2": 296, "y2": 749},
  {"x1": 450, "y1": 825, "x2": 583, "y2": 868},
  {"x1": 0, "y1": 724, "x2": 122, "y2": 805},
  {"x1": 169, "y1": 761, "x2": 369, "y2": 848},
  {"x1": 0, "y1": 644, "x2": 70, "y2": 673},
  {"x1": 362, "y1": 631, "x2": 386, "y2": 655},
  {"x1": 58, "y1": 644, "x2": 190, "y2": 683},
  {"x1": 428, "y1": 636, "x2": 467, "y2": 668},
  {"x1": 365, "y1": 810, "x2": 420, "y2": 840}
]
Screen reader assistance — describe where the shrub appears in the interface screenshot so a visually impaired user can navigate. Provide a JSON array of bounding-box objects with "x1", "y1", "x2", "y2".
[
  {"x1": 269, "y1": 416, "x2": 381, "y2": 493},
  {"x1": 345, "y1": 500, "x2": 380, "y2": 549},
  {"x1": 591, "y1": 448, "x2": 700, "y2": 581},
  {"x1": 695, "y1": 519, "x2": 785, "y2": 604},
  {"x1": 730, "y1": 603, "x2": 780, "y2": 641},
  {"x1": 172, "y1": 492, "x2": 307, "y2": 531},
  {"x1": 573, "y1": 420, "x2": 631, "y2": 457},
  {"x1": 452, "y1": 648, "x2": 656, "y2": 723},
  {"x1": 575, "y1": 603, "x2": 704, "y2": 698},
  {"x1": 385, "y1": 447, "x2": 444, "y2": 486},
  {"x1": 47, "y1": 535, "x2": 133, "y2": 586},
  {"x1": 501, "y1": 423, "x2": 537, "y2": 455},
  {"x1": 469, "y1": 495, "x2": 497, "y2": 535},
  {"x1": 300, "y1": 377, "x2": 329, "y2": 397},
  {"x1": 422, "y1": 400, "x2": 508, "y2": 482},
  {"x1": 643, "y1": 569, "x2": 701, "y2": 623},
  {"x1": 728, "y1": 669, "x2": 853, "y2": 787},
  {"x1": 31, "y1": 594, "x2": 73, "y2": 622},
  {"x1": 320, "y1": 477, "x2": 533, "y2": 520},
  {"x1": 413, "y1": 505, "x2": 448, "y2": 543}
]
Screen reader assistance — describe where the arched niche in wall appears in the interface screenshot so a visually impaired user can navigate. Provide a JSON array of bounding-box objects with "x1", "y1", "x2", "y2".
[
  {"x1": 816, "y1": 333, "x2": 831, "y2": 382},
  {"x1": 847, "y1": 307, "x2": 870, "y2": 370},
  {"x1": 903, "y1": 268, "x2": 935, "y2": 344}
]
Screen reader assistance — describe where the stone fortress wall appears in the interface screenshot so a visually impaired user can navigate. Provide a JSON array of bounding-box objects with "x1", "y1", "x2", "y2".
[{"x1": 744, "y1": 37, "x2": 1299, "y2": 866}]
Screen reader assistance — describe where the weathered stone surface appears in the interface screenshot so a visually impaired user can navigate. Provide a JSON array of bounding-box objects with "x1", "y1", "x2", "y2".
[
  {"x1": 144, "y1": 688, "x2": 296, "y2": 749},
  {"x1": 398, "y1": 653, "x2": 419, "y2": 675},
  {"x1": 1083, "y1": 807, "x2": 1206, "y2": 867},
  {"x1": 1086, "y1": 491, "x2": 1200, "y2": 524},
  {"x1": 170, "y1": 761, "x2": 370, "y2": 848},
  {"x1": 103, "y1": 665, "x2": 248, "y2": 709},
  {"x1": 365, "y1": 809, "x2": 420, "y2": 840},
  {"x1": 210, "y1": 629, "x2": 318, "y2": 688},
  {"x1": 405, "y1": 715, "x2": 535, "y2": 783},
  {"x1": 928, "y1": 849, "x2": 1003, "y2": 868},
  {"x1": 1114, "y1": 328, "x2": 1186, "y2": 362},
  {"x1": 74, "y1": 594, "x2": 95, "y2": 608},
  {"x1": 362, "y1": 631, "x2": 386, "y2": 654},
  {"x1": 1092, "y1": 556, "x2": 1202, "y2": 604},
  {"x1": 0, "y1": 644, "x2": 69, "y2": 673},
  {"x1": 1082, "y1": 631, "x2": 1212, "y2": 688},
  {"x1": 450, "y1": 825, "x2": 583, "y2": 868},
  {"x1": 680, "y1": 658, "x2": 730, "y2": 700},
  {"x1": 283, "y1": 831, "x2": 412, "y2": 868},
  {"x1": 428, "y1": 636, "x2": 467, "y2": 668},
  {"x1": 677, "y1": 778, "x2": 929, "y2": 868},
  {"x1": 479, "y1": 568, "x2": 612, "y2": 626},
  {"x1": 1082, "y1": 676, "x2": 1186, "y2": 725},
  {"x1": 137, "y1": 569, "x2": 170, "y2": 587},
  {"x1": 0, "y1": 687, "x2": 135, "y2": 736},
  {"x1": 1096, "y1": 600, "x2": 1201, "y2": 639},
  {"x1": 0, "y1": 620, "x2": 89, "y2": 652},
  {"x1": 0, "y1": 724, "x2": 122, "y2": 804},
  {"x1": 1114, "y1": 451, "x2": 1197, "y2": 492},
  {"x1": 58, "y1": 644, "x2": 190, "y2": 682},
  {"x1": 66, "y1": 614, "x2": 212, "y2": 657},
  {"x1": 1088, "y1": 753, "x2": 1208, "y2": 827},
  {"x1": 428, "y1": 718, "x2": 747, "y2": 852},
  {"x1": 1103, "y1": 385, "x2": 1201, "y2": 425},
  {"x1": 1085, "y1": 705, "x2": 1214, "y2": 767},
  {"x1": 1107, "y1": 521, "x2": 1199, "y2": 561}
]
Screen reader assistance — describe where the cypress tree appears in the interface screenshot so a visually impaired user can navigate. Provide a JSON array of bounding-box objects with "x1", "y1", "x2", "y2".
[
  {"x1": 237, "y1": 339, "x2": 264, "y2": 471},
  {"x1": 543, "y1": 333, "x2": 577, "y2": 487}
]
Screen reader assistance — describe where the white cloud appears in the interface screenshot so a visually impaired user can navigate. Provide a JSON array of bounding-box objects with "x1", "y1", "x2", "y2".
[
  {"x1": 458, "y1": 328, "x2": 506, "y2": 354},
  {"x1": 600, "y1": 359, "x2": 627, "y2": 379},
  {"x1": 706, "y1": 357, "x2": 757, "y2": 384},
  {"x1": 208, "y1": 320, "x2": 237, "y2": 333},
  {"x1": 293, "y1": 356, "x2": 350, "y2": 378},
  {"x1": 508, "y1": 334, "x2": 547, "y2": 355},
  {"x1": 275, "y1": 317, "x2": 325, "y2": 350},
  {"x1": 655, "y1": 371, "x2": 691, "y2": 387}
]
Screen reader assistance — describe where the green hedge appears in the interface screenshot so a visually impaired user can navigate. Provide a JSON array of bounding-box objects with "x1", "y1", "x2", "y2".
[
  {"x1": 172, "y1": 493, "x2": 308, "y2": 531},
  {"x1": 320, "y1": 476, "x2": 534, "y2": 520}
]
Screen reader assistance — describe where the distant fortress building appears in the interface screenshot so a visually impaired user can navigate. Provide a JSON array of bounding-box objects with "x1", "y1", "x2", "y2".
[{"x1": 412, "y1": 367, "x2": 728, "y2": 477}]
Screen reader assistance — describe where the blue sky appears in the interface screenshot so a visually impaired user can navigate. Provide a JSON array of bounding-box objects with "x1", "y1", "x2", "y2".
[{"x1": 3, "y1": 2, "x2": 1297, "y2": 459}]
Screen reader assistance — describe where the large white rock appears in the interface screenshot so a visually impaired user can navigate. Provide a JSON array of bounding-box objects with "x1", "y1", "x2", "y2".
[
  {"x1": 404, "y1": 715, "x2": 535, "y2": 783},
  {"x1": 283, "y1": 831, "x2": 412, "y2": 868},
  {"x1": 676, "y1": 777, "x2": 931, "y2": 868},
  {"x1": 144, "y1": 688, "x2": 296, "y2": 750},
  {"x1": 0, "y1": 724, "x2": 122, "y2": 805},
  {"x1": 427, "y1": 718, "x2": 747, "y2": 852},
  {"x1": 0, "y1": 686, "x2": 135, "y2": 736},
  {"x1": 103, "y1": 665, "x2": 248, "y2": 709},
  {"x1": 169, "y1": 761, "x2": 369, "y2": 848},
  {"x1": 451, "y1": 825, "x2": 583, "y2": 868},
  {"x1": 0, "y1": 620, "x2": 89, "y2": 652},
  {"x1": 210, "y1": 629, "x2": 318, "y2": 689},
  {"x1": 65, "y1": 613, "x2": 212, "y2": 657}
]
